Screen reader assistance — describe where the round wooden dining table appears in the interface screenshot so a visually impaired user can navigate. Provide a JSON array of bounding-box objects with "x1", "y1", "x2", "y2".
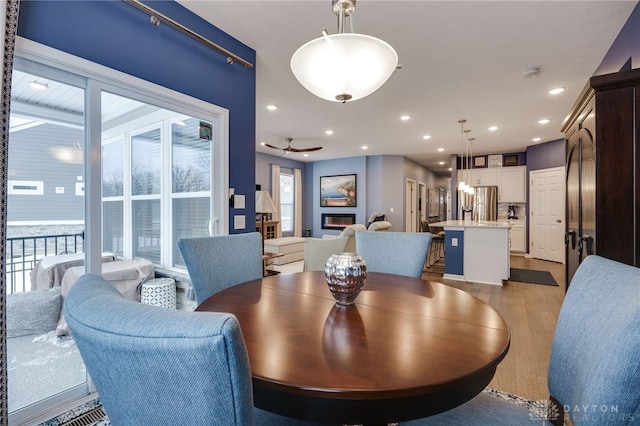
[{"x1": 196, "y1": 271, "x2": 510, "y2": 424}]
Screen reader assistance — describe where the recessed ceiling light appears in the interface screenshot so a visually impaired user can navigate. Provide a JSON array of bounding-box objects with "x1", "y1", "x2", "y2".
[
  {"x1": 437, "y1": 147, "x2": 444, "y2": 152},
  {"x1": 400, "y1": 115, "x2": 410, "y2": 121},
  {"x1": 548, "y1": 87, "x2": 565, "y2": 95},
  {"x1": 325, "y1": 130, "x2": 334, "y2": 135},
  {"x1": 260, "y1": 142, "x2": 267, "y2": 146},
  {"x1": 532, "y1": 137, "x2": 542, "y2": 142},
  {"x1": 303, "y1": 153, "x2": 309, "y2": 157},
  {"x1": 488, "y1": 126, "x2": 498, "y2": 131},
  {"x1": 538, "y1": 118, "x2": 550, "y2": 124},
  {"x1": 361, "y1": 145, "x2": 368, "y2": 150},
  {"x1": 422, "y1": 134, "x2": 431, "y2": 140},
  {"x1": 448, "y1": 167, "x2": 452, "y2": 171},
  {"x1": 29, "y1": 80, "x2": 48, "y2": 90},
  {"x1": 266, "y1": 105, "x2": 278, "y2": 111},
  {"x1": 439, "y1": 161, "x2": 445, "y2": 165}
]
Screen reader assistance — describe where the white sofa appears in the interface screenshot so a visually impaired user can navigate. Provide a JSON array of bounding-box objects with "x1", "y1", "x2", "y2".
[
  {"x1": 322, "y1": 224, "x2": 366, "y2": 252},
  {"x1": 263, "y1": 237, "x2": 306, "y2": 265},
  {"x1": 322, "y1": 222, "x2": 391, "y2": 252}
]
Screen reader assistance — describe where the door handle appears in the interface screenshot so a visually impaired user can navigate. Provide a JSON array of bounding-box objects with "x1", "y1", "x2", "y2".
[
  {"x1": 556, "y1": 219, "x2": 562, "y2": 223},
  {"x1": 581, "y1": 234, "x2": 594, "y2": 256},
  {"x1": 565, "y1": 230, "x2": 576, "y2": 249},
  {"x1": 578, "y1": 238, "x2": 583, "y2": 256}
]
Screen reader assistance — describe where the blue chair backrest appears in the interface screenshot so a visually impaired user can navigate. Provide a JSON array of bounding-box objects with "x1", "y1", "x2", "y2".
[
  {"x1": 355, "y1": 231, "x2": 432, "y2": 278},
  {"x1": 548, "y1": 255, "x2": 640, "y2": 425},
  {"x1": 178, "y1": 232, "x2": 263, "y2": 305},
  {"x1": 64, "y1": 274, "x2": 255, "y2": 425}
]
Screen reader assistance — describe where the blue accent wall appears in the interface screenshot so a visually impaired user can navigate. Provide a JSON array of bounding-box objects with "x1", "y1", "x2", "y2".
[
  {"x1": 311, "y1": 157, "x2": 367, "y2": 237},
  {"x1": 444, "y1": 230, "x2": 464, "y2": 275},
  {"x1": 255, "y1": 152, "x2": 308, "y2": 232},
  {"x1": 255, "y1": 152, "x2": 306, "y2": 193},
  {"x1": 17, "y1": 1, "x2": 256, "y2": 233},
  {"x1": 526, "y1": 139, "x2": 564, "y2": 171},
  {"x1": 595, "y1": 1, "x2": 640, "y2": 75}
]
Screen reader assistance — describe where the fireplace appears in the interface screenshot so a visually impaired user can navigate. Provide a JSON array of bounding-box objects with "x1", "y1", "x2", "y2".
[{"x1": 321, "y1": 213, "x2": 356, "y2": 230}]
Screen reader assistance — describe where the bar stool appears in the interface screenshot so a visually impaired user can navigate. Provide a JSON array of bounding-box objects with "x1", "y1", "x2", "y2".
[{"x1": 427, "y1": 222, "x2": 445, "y2": 266}]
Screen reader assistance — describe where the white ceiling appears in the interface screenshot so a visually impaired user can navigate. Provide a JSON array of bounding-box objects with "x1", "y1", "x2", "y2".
[{"x1": 181, "y1": 1, "x2": 635, "y2": 174}]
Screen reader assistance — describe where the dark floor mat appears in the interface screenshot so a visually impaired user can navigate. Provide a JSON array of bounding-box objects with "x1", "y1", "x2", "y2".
[{"x1": 509, "y1": 268, "x2": 558, "y2": 286}]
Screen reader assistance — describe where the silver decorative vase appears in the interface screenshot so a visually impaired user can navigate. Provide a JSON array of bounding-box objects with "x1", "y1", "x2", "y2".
[{"x1": 324, "y1": 252, "x2": 367, "y2": 306}]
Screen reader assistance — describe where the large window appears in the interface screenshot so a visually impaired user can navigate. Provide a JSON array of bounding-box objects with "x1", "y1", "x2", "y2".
[
  {"x1": 101, "y1": 94, "x2": 215, "y2": 268},
  {"x1": 172, "y1": 118, "x2": 211, "y2": 267},
  {"x1": 280, "y1": 172, "x2": 294, "y2": 234}
]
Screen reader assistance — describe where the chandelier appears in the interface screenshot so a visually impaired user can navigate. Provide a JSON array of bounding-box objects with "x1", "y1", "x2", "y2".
[{"x1": 290, "y1": 0, "x2": 398, "y2": 103}]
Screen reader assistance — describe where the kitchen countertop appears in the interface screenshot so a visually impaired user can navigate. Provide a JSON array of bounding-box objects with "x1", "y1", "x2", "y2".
[{"x1": 431, "y1": 220, "x2": 511, "y2": 229}]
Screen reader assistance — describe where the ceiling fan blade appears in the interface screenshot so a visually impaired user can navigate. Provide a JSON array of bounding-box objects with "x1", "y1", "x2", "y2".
[
  {"x1": 286, "y1": 146, "x2": 323, "y2": 152},
  {"x1": 264, "y1": 143, "x2": 284, "y2": 150}
]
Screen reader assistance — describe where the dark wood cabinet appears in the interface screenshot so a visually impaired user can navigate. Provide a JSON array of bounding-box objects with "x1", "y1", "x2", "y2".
[{"x1": 562, "y1": 68, "x2": 640, "y2": 286}]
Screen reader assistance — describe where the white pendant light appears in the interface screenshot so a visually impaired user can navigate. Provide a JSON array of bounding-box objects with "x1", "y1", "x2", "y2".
[
  {"x1": 290, "y1": 0, "x2": 398, "y2": 103},
  {"x1": 458, "y1": 119, "x2": 467, "y2": 190}
]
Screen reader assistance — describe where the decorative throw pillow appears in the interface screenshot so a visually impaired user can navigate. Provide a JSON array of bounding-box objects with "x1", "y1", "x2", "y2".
[{"x1": 7, "y1": 287, "x2": 62, "y2": 338}]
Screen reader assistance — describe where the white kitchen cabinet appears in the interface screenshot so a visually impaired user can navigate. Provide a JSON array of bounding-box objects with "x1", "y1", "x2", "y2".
[
  {"x1": 499, "y1": 166, "x2": 526, "y2": 202},
  {"x1": 458, "y1": 168, "x2": 497, "y2": 187},
  {"x1": 509, "y1": 221, "x2": 526, "y2": 252}
]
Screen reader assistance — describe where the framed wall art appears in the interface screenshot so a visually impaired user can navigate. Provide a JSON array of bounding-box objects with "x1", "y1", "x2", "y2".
[
  {"x1": 488, "y1": 154, "x2": 503, "y2": 168},
  {"x1": 473, "y1": 155, "x2": 487, "y2": 168},
  {"x1": 320, "y1": 174, "x2": 357, "y2": 207},
  {"x1": 503, "y1": 154, "x2": 519, "y2": 166}
]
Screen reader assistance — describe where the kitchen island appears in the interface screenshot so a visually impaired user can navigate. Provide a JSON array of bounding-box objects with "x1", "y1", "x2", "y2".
[{"x1": 431, "y1": 220, "x2": 511, "y2": 286}]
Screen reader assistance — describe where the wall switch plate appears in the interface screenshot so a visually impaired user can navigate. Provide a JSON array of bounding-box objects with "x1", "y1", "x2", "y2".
[
  {"x1": 233, "y1": 194, "x2": 245, "y2": 209},
  {"x1": 234, "y1": 215, "x2": 245, "y2": 230},
  {"x1": 452, "y1": 237, "x2": 458, "y2": 247}
]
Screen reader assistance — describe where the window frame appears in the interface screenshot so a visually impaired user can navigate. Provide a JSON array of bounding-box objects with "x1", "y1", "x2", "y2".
[{"x1": 10, "y1": 37, "x2": 230, "y2": 424}]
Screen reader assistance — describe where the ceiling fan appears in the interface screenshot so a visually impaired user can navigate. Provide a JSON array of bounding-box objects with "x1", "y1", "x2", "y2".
[{"x1": 264, "y1": 137, "x2": 322, "y2": 153}]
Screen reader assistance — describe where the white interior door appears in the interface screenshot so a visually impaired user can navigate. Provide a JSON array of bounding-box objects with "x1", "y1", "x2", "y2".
[
  {"x1": 405, "y1": 179, "x2": 417, "y2": 232},
  {"x1": 530, "y1": 167, "x2": 565, "y2": 263}
]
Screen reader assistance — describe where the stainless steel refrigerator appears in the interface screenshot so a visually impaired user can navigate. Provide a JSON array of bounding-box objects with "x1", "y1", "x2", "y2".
[{"x1": 458, "y1": 186, "x2": 498, "y2": 221}]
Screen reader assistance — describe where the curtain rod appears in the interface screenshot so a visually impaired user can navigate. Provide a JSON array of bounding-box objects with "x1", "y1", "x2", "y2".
[{"x1": 125, "y1": 0, "x2": 254, "y2": 69}]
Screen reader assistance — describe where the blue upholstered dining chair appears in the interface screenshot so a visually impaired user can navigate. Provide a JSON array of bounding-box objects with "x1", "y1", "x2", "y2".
[
  {"x1": 177, "y1": 232, "x2": 263, "y2": 305},
  {"x1": 404, "y1": 255, "x2": 640, "y2": 426},
  {"x1": 64, "y1": 274, "x2": 325, "y2": 426},
  {"x1": 354, "y1": 231, "x2": 432, "y2": 278},
  {"x1": 303, "y1": 236, "x2": 349, "y2": 272}
]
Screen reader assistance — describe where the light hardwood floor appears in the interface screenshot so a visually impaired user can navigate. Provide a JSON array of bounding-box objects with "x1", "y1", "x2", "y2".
[{"x1": 423, "y1": 255, "x2": 566, "y2": 402}]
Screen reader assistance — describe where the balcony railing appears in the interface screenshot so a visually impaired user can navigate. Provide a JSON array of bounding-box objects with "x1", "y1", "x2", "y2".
[{"x1": 6, "y1": 232, "x2": 84, "y2": 294}]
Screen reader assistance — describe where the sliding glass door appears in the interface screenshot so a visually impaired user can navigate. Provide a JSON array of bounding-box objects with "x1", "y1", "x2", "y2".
[
  {"x1": 7, "y1": 66, "x2": 89, "y2": 422},
  {"x1": 8, "y1": 43, "x2": 228, "y2": 424}
]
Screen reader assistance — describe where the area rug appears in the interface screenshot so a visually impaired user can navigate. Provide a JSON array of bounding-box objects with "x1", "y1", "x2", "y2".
[{"x1": 510, "y1": 268, "x2": 558, "y2": 286}]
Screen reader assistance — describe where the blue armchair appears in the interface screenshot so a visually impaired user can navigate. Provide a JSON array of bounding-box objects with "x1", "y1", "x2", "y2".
[
  {"x1": 177, "y1": 233, "x2": 263, "y2": 305},
  {"x1": 64, "y1": 274, "x2": 326, "y2": 425},
  {"x1": 303, "y1": 236, "x2": 348, "y2": 272},
  {"x1": 407, "y1": 255, "x2": 640, "y2": 425},
  {"x1": 354, "y1": 231, "x2": 431, "y2": 278}
]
